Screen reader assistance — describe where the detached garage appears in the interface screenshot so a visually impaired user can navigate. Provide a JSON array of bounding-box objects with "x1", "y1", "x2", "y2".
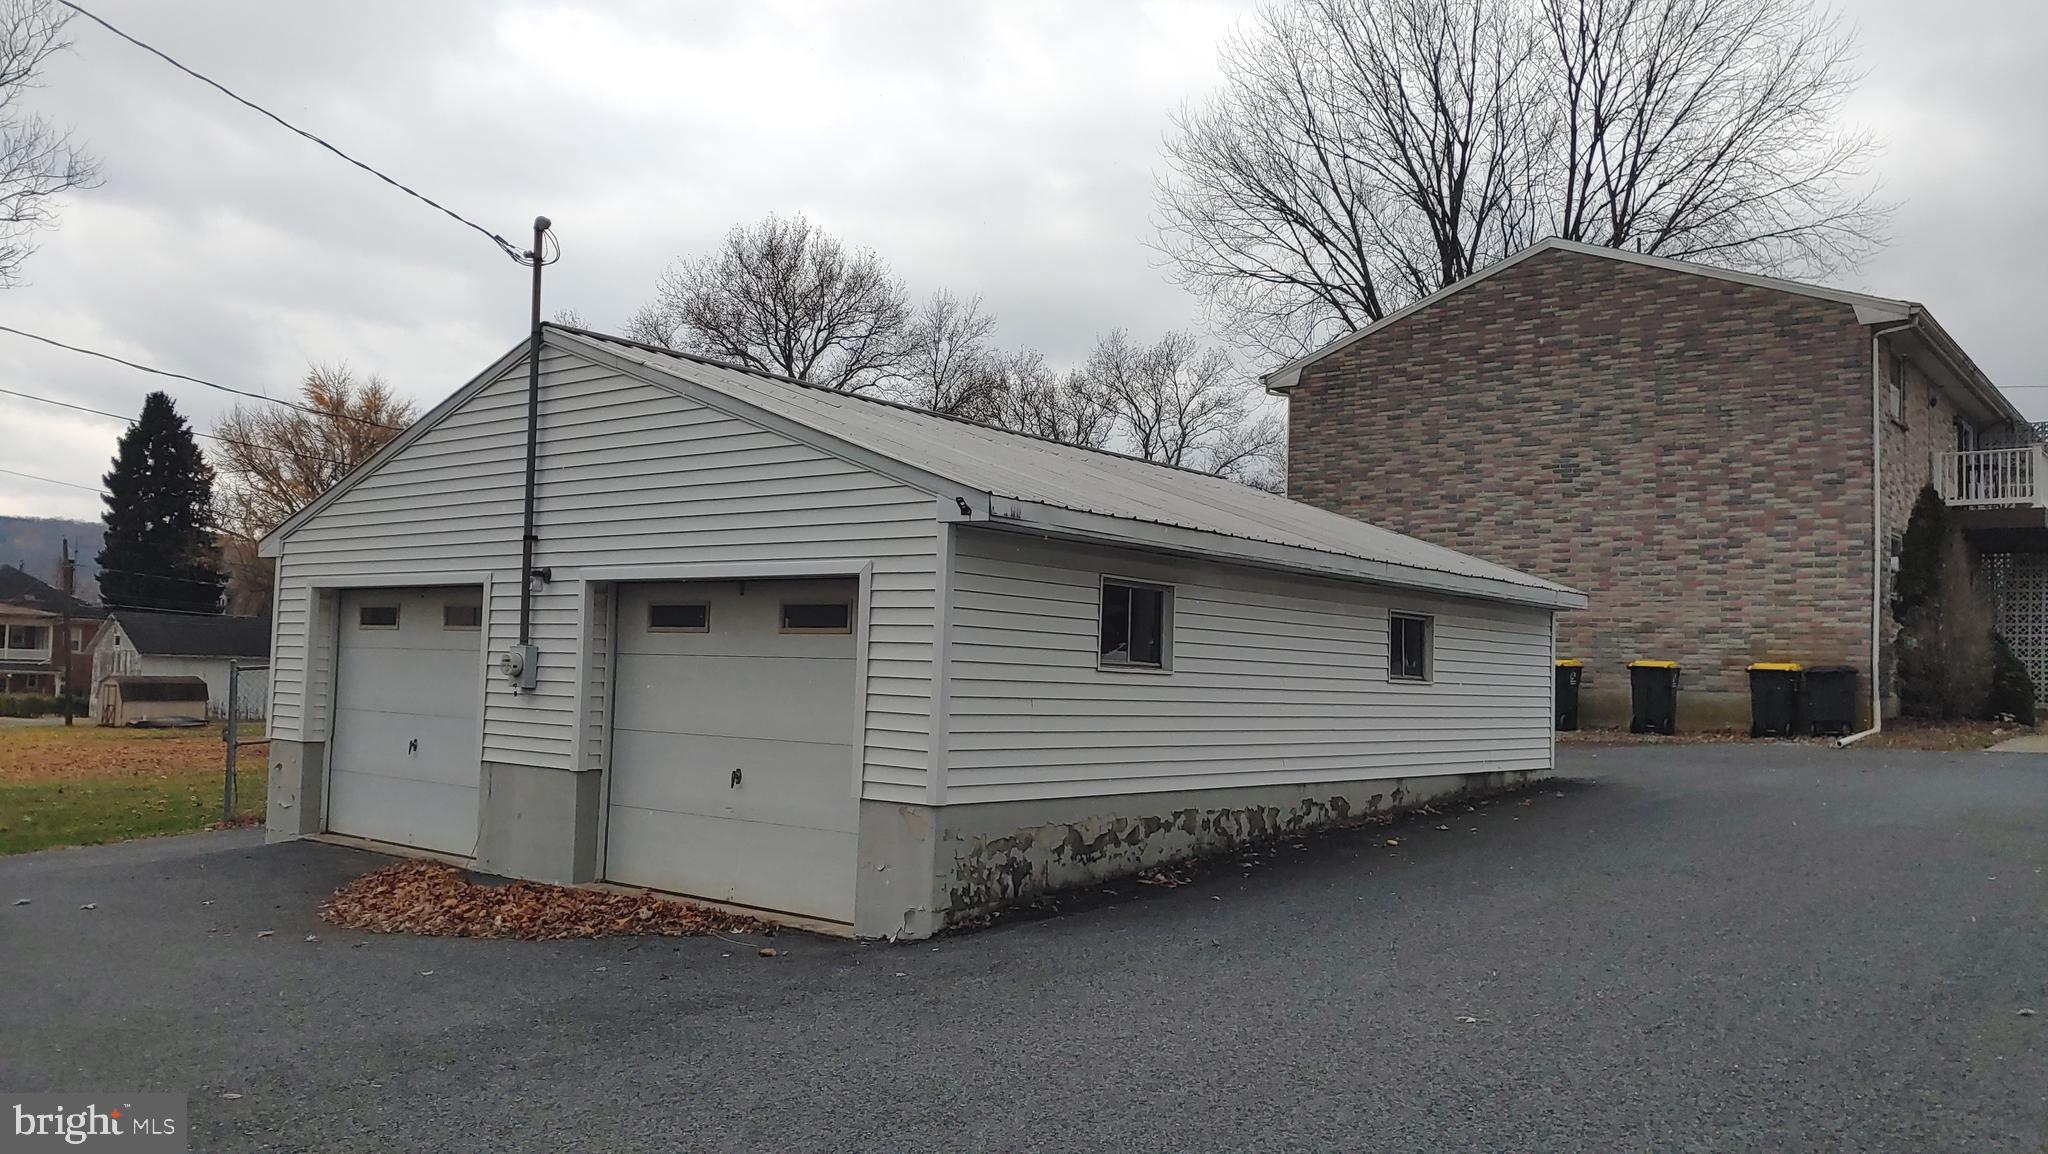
[{"x1": 260, "y1": 325, "x2": 1585, "y2": 938}]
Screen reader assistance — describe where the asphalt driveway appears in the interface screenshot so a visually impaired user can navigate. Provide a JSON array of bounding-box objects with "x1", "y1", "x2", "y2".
[{"x1": 2, "y1": 745, "x2": 2043, "y2": 1153}]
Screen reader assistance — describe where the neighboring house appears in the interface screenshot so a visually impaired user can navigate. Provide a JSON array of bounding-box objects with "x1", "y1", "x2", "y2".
[
  {"x1": 91, "y1": 610, "x2": 271, "y2": 720},
  {"x1": 0, "y1": 563, "x2": 104, "y2": 696},
  {"x1": 1269, "y1": 238, "x2": 2037, "y2": 728},
  {"x1": 257, "y1": 325, "x2": 1584, "y2": 939}
]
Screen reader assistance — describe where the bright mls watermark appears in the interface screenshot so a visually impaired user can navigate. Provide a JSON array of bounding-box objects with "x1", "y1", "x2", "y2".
[{"x1": 2, "y1": 1095, "x2": 185, "y2": 1151}]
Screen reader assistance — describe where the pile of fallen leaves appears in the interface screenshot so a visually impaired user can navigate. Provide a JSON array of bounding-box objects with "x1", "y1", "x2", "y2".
[{"x1": 318, "y1": 860, "x2": 769, "y2": 940}]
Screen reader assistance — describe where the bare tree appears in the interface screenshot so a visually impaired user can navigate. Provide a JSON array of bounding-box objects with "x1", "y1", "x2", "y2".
[
  {"x1": 891, "y1": 291, "x2": 1006, "y2": 421},
  {"x1": 991, "y1": 349, "x2": 1116, "y2": 450},
  {"x1": 1156, "y1": 0, "x2": 1885, "y2": 358},
  {"x1": 550, "y1": 306, "x2": 587, "y2": 328},
  {"x1": 1205, "y1": 406, "x2": 1288, "y2": 493},
  {"x1": 212, "y1": 366, "x2": 416, "y2": 614},
  {"x1": 1, "y1": 0, "x2": 99, "y2": 288},
  {"x1": 628, "y1": 213, "x2": 911, "y2": 392},
  {"x1": 1080, "y1": 329, "x2": 1264, "y2": 473}
]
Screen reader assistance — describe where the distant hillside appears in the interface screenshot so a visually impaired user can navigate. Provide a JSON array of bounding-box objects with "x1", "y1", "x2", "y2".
[{"x1": 0, "y1": 516, "x2": 103, "y2": 599}]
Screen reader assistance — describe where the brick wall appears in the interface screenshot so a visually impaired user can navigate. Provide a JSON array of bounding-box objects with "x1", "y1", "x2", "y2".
[
  {"x1": 1876, "y1": 344, "x2": 1967, "y2": 703},
  {"x1": 1287, "y1": 248, "x2": 1879, "y2": 724}
]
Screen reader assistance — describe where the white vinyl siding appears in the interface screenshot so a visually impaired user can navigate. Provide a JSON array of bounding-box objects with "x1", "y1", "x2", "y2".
[
  {"x1": 267, "y1": 344, "x2": 939, "y2": 801},
  {"x1": 943, "y1": 529, "x2": 1554, "y2": 803}
]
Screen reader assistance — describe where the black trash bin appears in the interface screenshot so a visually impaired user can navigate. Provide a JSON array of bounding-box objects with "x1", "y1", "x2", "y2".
[
  {"x1": 1804, "y1": 665, "x2": 1859, "y2": 737},
  {"x1": 1628, "y1": 660, "x2": 1679, "y2": 735},
  {"x1": 1555, "y1": 660, "x2": 1583, "y2": 731},
  {"x1": 1747, "y1": 662, "x2": 1804, "y2": 738}
]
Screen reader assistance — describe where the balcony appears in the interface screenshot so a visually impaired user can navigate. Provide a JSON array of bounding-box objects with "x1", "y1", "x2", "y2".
[{"x1": 1938, "y1": 447, "x2": 2048, "y2": 545}]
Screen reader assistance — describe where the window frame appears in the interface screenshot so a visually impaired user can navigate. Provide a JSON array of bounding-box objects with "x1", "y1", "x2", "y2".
[
  {"x1": 778, "y1": 601, "x2": 852, "y2": 635},
  {"x1": 356, "y1": 604, "x2": 400, "y2": 630},
  {"x1": 1097, "y1": 576, "x2": 1174, "y2": 673},
  {"x1": 441, "y1": 602, "x2": 483, "y2": 631},
  {"x1": 647, "y1": 602, "x2": 712, "y2": 634},
  {"x1": 1885, "y1": 351, "x2": 1908, "y2": 426},
  {"x1": 1387, "y1": 610, "x2": 1433, "y2": 683}
]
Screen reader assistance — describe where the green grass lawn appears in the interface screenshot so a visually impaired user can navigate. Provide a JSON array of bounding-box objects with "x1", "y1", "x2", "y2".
[
  {"x1": 0, "y1": 723, "x2": 267, "y2": 855},
  {"x1": 0, "y1": 767, "x2": 267, "y2": 855}
]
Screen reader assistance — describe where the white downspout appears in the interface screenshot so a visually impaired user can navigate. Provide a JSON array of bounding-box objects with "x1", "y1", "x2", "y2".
[{"x1": 1839, "y1": 318, "x2": 1919, "y2": 748}]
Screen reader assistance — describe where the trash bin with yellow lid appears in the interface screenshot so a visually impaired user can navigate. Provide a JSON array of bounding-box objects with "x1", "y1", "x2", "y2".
[
  {"x1": 1554, "y1": 659, "x2": 1584, "y2": 731},
  {"x1": 1628, "y1": 660, "x2": 1680, "y2": 735},
  {"x1": 1747, "y1": 662, "x2": 1804, "y2": 738}
]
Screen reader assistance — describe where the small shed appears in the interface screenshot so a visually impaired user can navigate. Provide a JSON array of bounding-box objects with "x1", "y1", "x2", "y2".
[{"x1": 98, "y1": 675, "x2": 210, "y2": 727}]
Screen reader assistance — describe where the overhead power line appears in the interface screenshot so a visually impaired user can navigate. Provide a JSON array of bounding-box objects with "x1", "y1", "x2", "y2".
[
  {"x1": 54, "y1": 0, "x2": 539, "y2": 266},
  {"x1": 0, "y1": 385, "x2": 353, "y2": 468},
  {"x1": 0, "y1": 325, "x2": 403, "y2": 432},
  {"x1": 0, "y1": 465, "x2": 102, "y2": 495}
]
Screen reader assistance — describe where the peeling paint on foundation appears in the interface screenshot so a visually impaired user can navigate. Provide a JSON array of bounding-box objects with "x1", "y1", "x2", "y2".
[{"x1": 939, "y1": 771, "x2": 1534, "y2": 923}]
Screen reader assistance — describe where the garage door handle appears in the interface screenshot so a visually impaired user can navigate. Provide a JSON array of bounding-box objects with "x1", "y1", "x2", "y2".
[
  {"x1": 730, "y1": 767, "x2": 741, "y2": 789},
  {"x1": 408, "y1": 739, "x2": 418, "y2": 756}
]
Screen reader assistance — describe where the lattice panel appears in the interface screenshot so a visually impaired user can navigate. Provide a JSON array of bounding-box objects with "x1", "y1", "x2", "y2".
[{"x1": 1986, "y1": 552, "x2": 2048, "y2": 704}]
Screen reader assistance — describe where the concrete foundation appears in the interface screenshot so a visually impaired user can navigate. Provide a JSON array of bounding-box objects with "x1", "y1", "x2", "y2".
[
  {"x1": 265, "y1": 738, "x2": 326, "y2": 841},
  {"x1": 854, "y1": 770, "x2": 1543, "y2": 940},
  {"x1": 474, "y1": 763, "x2": 602, "y2": 884}
]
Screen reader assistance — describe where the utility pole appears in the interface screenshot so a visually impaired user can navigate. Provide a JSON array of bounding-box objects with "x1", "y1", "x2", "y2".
[{"x1": 57, "y1": 539, "x2": 75, "y2": 727}]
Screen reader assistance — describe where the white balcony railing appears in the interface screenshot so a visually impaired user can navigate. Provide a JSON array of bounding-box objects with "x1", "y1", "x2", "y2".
[{"x1": 1937, "y1": 446, "x2": 2048, "y2": 508}]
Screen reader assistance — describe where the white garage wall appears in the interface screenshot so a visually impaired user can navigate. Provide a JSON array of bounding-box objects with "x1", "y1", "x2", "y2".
[
  {"x1": 943, "y1": 529, "x2": 1555, "y2": 803},
  {"x1": 269, "y1": 344, "x2": 940, "y2": 801}
]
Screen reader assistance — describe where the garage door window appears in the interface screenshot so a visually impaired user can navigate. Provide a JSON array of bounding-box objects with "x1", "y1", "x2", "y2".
[
  {"x1": 649, "y1": 603, "x2": 710, "y2": 632},
  {"x1": 1099, "y1": 579, "x2": 1169, "y2": 670},
  {"x1": 443, "y1": 603, "x2": 482, "y2": 629},
  {"x1": 358, "y1": 605, "x2": 399, "y2": 629},
  {"x1": 780, "y1": 602, "x2": 851, "y2": 634}
]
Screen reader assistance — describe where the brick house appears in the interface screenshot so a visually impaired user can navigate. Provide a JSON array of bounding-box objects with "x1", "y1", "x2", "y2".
[
  {"x1": 1268, "y1": 239, "x2": 2039, "y2": 729},
  {"x1": 0, "y1": 563, "x2": 105, "y2": 697}
]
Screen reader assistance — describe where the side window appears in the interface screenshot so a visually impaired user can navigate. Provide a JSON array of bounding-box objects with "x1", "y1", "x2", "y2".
[
  {"x1": 357, "y1": 604, "x2": 399, "y2": 629},
  {"x1": 1099, "y1": 579, "x2": 1170, "y2": 669},
  {"x1": 1388, "y1": 611, "x2": 1432, "y2": 682},
  {"x1": 648, "y1": 603, "x2": 710, "y2": 632},
  {"x1": 779, "y1": 603, "x2": 851, "y2": 634},
  {"x1": 1885, "y1": 352, "x2": 1907, "y2": 424}
]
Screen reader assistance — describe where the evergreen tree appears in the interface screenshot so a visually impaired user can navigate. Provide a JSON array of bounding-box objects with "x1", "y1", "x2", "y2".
[{"x1": 97, "y1": 392, "x2": 225, "y2": 612}]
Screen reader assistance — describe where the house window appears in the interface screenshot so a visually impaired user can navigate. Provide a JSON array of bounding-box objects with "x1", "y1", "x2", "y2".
[
  {"x1": 1099, "y1": 579, "x2": 1170, "y2": 669},
  {"x1": 780, "y1": 602, "x2": 851, "y2": 634},
  {"x1": 1389, "y1": 612, "x2": 1432, "y2": 681},
  {"x1": 357, "y1": 604, "x2": 399, "y2": 629},
  {"x1": 1885, "y1": 352, "x2": 1907, "y2": 425},
  {"x1": 648, "y1": 603, "x2": 710, "y2": 632},
  {"x1": 442, "y1": 603, "x2": 482, "y2": 630},
  {"x1": 4, "y1": 625, "x2": 48, "y2": 652},
  {"x1": 69, "y1": 626, "x2": 84, "y2": 649}
]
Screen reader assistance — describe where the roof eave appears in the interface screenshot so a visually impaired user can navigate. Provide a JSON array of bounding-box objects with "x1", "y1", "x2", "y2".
[
  {"x1": 1903, "y1": 306, "x2": 2027, "y2": 426},
  {"x1": 986, "y1": 498, "x2": 1587, "y2": 611}
]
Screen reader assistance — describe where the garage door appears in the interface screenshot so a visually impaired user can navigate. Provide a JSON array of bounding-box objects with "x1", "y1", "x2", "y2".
[
  {"x1": 606, "y1": 578, "x2": 860, "y2": 922},
  {"x1": 327, "y1": 587, "x2": 485, "y2": 856}
]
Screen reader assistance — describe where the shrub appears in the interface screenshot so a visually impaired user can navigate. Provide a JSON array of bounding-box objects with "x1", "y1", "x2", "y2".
[
  {"x1": 1985, "y1": 632, "x2": 2037, "y2": 726},
  {"x1": 1894, "y1": 486, "x2": 1995, "y2": 720},
  {"x1": 0, "y1": 693, "x2": 62, "y2": 718}
]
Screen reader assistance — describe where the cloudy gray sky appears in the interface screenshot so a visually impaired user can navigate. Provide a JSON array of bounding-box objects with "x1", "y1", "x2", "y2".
[{"x1": 2, "y1": 0, "x2": 2044, "y2": 520}]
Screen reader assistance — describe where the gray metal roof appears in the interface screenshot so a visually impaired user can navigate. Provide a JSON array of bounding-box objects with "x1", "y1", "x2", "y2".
[
  {"x1": 111, "y1": 610, "x2": 270, "y2": 658},
  {"x1": 554, "y1": 328, "x2": 1583, "y2": 608}
]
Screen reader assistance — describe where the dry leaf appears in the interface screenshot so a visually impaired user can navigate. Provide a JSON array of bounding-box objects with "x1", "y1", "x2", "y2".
[{"x1": 318, "y1": 860, "x2": 767, "y2": 941}]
